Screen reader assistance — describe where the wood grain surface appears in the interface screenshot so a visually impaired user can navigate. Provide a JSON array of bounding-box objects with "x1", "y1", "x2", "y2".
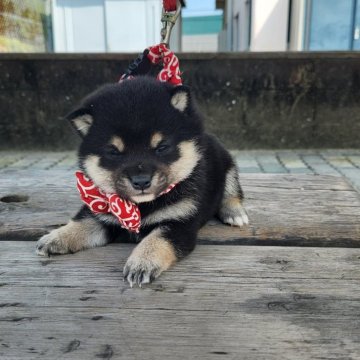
[
  {"x1": 0, "y1": 242, "x2": 359, "y2": 360},
  {"x1": 1, "y1": 170, "x2": 359, "y2": 246}
]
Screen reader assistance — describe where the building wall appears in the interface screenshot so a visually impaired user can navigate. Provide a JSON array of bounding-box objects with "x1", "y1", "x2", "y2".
[
  {"x1": 307, "y1": 0, "x2": 356, "y2": 51},
  {"x1": 182, "y1": 15, "x2": 222, "y2": 35},
  {"x1": 231, "y1": 0, "x2": 251, "y2": 51},
  {"x1": 220, "y1": 0, "x2": 360, "y2": 52},
  {"x1": 250, "y1": 0, "x2": 290, "y2": 51},
  {"x1": 182, "y1": 34, "x2": 219, "y2": 52},
  {"x1": 1, "y1": 53, "x2": 360, "y2": 150},
  {"x1": 218, "y1": 0, "x2": 250, "y2": 51},
  {"x1": 51, "y1": 0, "x2": 181, "y2": 52},
  {"x1": 182, "y1": 14, "x2": 222, "y2": 52},
  {"x1": 288, "y1": 0, "x2": 306, "y2": 51}
]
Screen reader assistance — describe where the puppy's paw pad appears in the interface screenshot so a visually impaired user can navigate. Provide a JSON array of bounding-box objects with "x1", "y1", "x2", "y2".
[
  {"x1": 36, "y1": 232, "x2": 69, "y2": 256},
  {"x1": 123, "y1": 257, "x2": 161, "y2": 288}
]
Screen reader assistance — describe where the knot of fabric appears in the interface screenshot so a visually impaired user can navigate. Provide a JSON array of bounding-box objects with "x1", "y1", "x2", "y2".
[
  {"x1": 75, "y1": 171, "x2": 177, "y2": 233},
  {"x1": 76, "y1": 171, "x2": 141, "y2": 233},
  {"x1": 147, "y1": 44, "x2": 182, "y2": 85}
]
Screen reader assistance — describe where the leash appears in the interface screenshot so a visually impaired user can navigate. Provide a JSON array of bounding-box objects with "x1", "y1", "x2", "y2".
[
  {"x1": 76, "y1": 1, "x2": 184, "y2": 232},
  {"x1": 161, "y1": 0, "x2": 183, "y2": 46},
  {"x1": 120, "y1": 0, "x2": 184, "y2": 85}
]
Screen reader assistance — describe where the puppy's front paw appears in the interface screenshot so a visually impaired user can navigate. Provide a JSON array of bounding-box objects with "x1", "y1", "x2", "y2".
[
  {"x1": 36, "y1": 219, "x2": 108, "y2": 256},
  {"x1": 36, "y1": 229, "x2": 71, "y2": 256},
  {"x1": 123, "y1": 256, "x2": 162, "y2": 288},
  {"x1": 123, "y1": 228, "x2": 177, "y2": 288}
]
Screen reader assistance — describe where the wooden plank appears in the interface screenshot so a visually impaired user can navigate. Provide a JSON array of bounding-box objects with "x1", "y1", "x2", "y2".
[
  {"x1": 0, "y1": 242, "x2": 359, "y2": 359},
  {"x1": 1, "y1": 170, "x2": 360, "y2": 246}
]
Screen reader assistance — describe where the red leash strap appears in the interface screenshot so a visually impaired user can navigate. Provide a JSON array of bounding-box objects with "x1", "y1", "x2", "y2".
[{"x1": 163, "y1": 0, "x2": 177, "y2": 12}]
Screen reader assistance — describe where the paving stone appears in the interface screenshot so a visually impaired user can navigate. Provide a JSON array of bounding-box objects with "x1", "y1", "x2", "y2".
[
  {"x1": 276, "y1": 152, "x2": 313, "y2": 174},
  {"x1": 300, "y1": 155, "x2": 340, "y2": 176},
  {"x1": 0, "y1": 153, "x2": 25, "y2": 169},
  {"x1": 255, "y1": 154, "x2": 288, "y2": 173},
  {"x1": 238, "y1": 167, "x2": 263, "y2": 174},
  {"x1": 56, "y1": 153, "x2": 77, "y2": 167},
  {"x1": 29, "y1": 153, "x2": 71, "y2": 170},
  {"x1": 1, "y1": 150, "x2": 359, "y2": 193},
  {"x1": 347, "y1": 155, "x2": 360, "y2": 168},
  {"x1": 231, "y1": 152, "x2": 263, "y2": 173},
  {"x1": 5, "y1": 154, "x2": 44, "y2": 170},
  {"x1": 321, "y1": 149, "x2": 360, "y2": 155},
  {"x1": 338, "y1": 168, "x2": 360, "y2": 190},
  {"x1": 322, "y1": 155, "x2": 355, "y2": 169}
]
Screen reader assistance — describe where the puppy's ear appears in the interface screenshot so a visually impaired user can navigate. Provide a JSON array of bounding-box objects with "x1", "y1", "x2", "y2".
[
  {"x1": 170, "y1": 85, "x2": 191, "y2": 113},
  {"x1": 66, "y1": 108, "x2": 93, "y2": 137}
]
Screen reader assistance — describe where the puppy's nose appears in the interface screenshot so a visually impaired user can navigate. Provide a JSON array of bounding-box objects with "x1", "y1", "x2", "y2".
[{"x1": 129, "y1": 174, "x2": 152, "y2": 190}]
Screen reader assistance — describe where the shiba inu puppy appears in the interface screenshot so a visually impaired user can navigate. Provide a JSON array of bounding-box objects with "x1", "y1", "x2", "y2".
[{"x1": 36, "y1": 76, "x2": 248, "y2": 287}]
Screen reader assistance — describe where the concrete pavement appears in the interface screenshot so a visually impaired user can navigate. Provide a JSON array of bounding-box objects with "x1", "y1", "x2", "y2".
[{"x1": 1, "y1": 149, "x2": 360, "y2": 192}]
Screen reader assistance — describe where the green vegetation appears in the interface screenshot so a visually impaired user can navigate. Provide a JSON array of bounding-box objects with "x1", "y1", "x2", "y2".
[{"x1": 0, "y1": 0, "x2": 49, "y2": 52}]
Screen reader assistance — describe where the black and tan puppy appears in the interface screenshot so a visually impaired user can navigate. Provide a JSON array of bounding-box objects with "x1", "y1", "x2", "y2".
[{"x1": 36, "y1": 76, "x2": 248, "y2": 287}]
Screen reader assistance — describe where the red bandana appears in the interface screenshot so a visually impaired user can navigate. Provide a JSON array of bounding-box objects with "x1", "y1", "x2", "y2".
[
  {"x1": 147, "y1": 44, "x2": 182, "y2": 85},
  {"x1": 75, "y1": 171, "x2": 176, "y2": 233}
]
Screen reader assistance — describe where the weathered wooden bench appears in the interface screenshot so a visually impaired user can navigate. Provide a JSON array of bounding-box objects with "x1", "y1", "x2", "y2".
[{"x1": 1, "y1": 170, "x2": 360, "y2": 359}]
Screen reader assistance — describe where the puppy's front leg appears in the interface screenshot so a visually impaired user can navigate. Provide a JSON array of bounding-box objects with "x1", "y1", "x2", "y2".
[
  {"x1": 123, "y1": 225, "x2": 195, "y2": 287},
  {"x1": 36, "y1": 210, "x2": 109, "y2": 256}
]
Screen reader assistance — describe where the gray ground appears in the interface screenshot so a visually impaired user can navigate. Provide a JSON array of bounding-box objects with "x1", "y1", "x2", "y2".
[{"x1": 1, "y1": 149, "x2": 359, "y2": 192}]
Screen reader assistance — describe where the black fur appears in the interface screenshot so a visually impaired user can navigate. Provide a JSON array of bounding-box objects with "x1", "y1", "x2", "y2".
[
  {"x1": 38, "y1": 76, "x2": 246, "y2": 286},
  {"x1": 70, "y1": 77, "x2": 237, "y2": 253}
]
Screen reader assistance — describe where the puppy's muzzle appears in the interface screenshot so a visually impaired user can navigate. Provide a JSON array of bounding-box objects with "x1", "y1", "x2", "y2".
[{"x1": 129, "y1": 174, "x2": 152, "y2": 191}]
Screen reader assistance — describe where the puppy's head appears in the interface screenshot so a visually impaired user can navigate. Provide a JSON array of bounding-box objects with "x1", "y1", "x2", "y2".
[{"x1": 67, "y1": 77, "x2": 203, "y2": 203}]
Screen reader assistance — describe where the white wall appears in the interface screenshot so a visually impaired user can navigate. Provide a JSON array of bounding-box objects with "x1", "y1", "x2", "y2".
[
  {"x1": 288, "y1": 0, "x2": 306, "y2": 51},
  {"x1": 250, "y1": 0, "x2": 290, "y2": 51},
  {"x1": 182, "y1": 34, "x2": 219, "y2": 52},
  {"x1": 52, "y1": 0, "x2": 106, "y2": 52},
  {"x1": 52, "y1": 0, "x2": 165, "y2": 52},
  {"x1": 231, "y1": 0, "x2": 251, "y2": 51},
  {"x1": 104, "y1": 0, "x2": 161, "y2": 52},
  {"x1": 218, "y1": 0, "x2": 250, "y2": 51}
]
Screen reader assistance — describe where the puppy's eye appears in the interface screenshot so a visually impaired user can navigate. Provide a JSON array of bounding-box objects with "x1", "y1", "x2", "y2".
[
  {"x1": 155, "y1": 143, "x2": 170, "y2": 155},
  {"x1": 103, "y1": 145, "x2": 123, "y2": 158}
]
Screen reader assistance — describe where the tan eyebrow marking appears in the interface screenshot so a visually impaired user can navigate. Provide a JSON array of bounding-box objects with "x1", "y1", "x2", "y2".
[
  {"x1": 110, "y1": 136, "x2": 125, "y2": 152},
  {"x1": 150, "y1": 132, "x2": 164, "y2": 149}
]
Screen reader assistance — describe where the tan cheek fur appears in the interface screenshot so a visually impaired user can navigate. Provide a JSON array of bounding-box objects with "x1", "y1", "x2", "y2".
[
  {"x1": 169, "y1": 140, "x2": 201, "y2": 183},
  {"x1": 83, "y1": 155, "x2": 115, "y2": 193}
]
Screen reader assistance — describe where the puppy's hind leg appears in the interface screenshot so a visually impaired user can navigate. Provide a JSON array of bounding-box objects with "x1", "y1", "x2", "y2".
[{"x1": 218, "y1": 166, "x2": 249, "y2": 227}]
